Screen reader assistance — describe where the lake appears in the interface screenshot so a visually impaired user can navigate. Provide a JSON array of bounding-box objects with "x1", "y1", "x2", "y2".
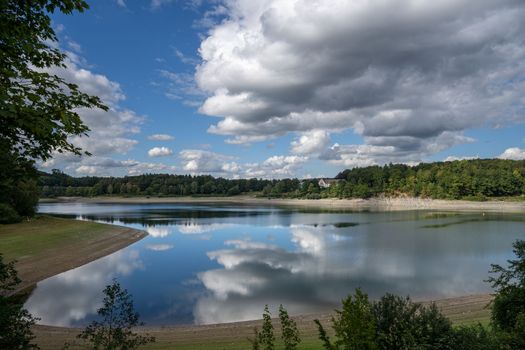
[{"x1": 27, "y1": 202, "x2": 525, "y2": 327}]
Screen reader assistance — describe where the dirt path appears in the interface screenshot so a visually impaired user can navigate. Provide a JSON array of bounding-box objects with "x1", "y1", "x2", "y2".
[{"x1": 32, "y1": 294, "x2": 493, "y2": 349}]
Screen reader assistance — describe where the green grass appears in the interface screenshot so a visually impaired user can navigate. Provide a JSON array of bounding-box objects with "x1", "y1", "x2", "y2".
[{"x1": 0, "y1": 216, "x2": 111, "y2": 261}]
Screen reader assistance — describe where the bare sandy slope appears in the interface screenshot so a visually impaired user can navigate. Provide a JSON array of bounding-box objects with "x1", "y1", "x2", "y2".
[
  {"x1": 32, "y1": 294, "x2": 493, "y2": 349},
  {"x1": 7, "y1": 224, "x2": 147, "y2": 292},
  {"x1": 45, "y1": 195, "x2": 525, "y2": 212}
]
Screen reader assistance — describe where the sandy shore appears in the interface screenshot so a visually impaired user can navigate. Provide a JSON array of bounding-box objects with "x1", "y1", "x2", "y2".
[
  {"x1": 4, "y1": 218, "x2": 147, "y2": 294},
  {"x1": 43, "y1": 195, "x2": 525, "y2": 213},
  {"x1": 32, "y1": 293, "x2": 493, "y2": 349}
]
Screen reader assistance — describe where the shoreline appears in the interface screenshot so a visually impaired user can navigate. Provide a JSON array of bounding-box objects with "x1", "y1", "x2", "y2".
[
  {"x1": 1, "y1": 217, "x2": 147, "y2": 294},
  {"x1": 33, "y1": 293, "x2": 493, "y2": 349},
  {"x1": 42, "y1": 195, "x2": 525, "y2": 213}
]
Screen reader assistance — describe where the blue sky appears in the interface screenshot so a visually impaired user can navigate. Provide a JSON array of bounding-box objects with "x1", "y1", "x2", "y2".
[{"x1": 42, "y1": 0, "x2": 525, "y2": 178}]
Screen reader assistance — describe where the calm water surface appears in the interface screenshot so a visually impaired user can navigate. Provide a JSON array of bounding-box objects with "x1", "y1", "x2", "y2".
[{"x1": 26, "y1": 203, "x2": 525, "y2": 327}]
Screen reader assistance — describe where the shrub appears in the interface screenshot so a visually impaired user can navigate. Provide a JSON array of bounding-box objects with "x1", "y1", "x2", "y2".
[
  {"x1": 0, "y1": 203, "x2": 21, "y2": 224},
  {"x1": 488, "y1": 240, "x2": 525, "y2": 332},
  {"x1": 0, "y1": 254, "x2": 39, "y2": 349},
  {"x1": 315, "y1": 290, "x2": 471, "y2": 350},
  {"x1": 315, "y1": 289, "x2": 377, "y2": 350},
  {"x1": 279, "y1": 304, "x2": 300, "y2": 350},
  {"x1": 76, "y1": 280, "x2": 155, "y2": 349},
  {"x1": 372, "y1": 294, "x2": 454, "y2": 350},
  {"x1": 372, "y1": 294, "x2": 419, "y2": 349},
  {"x1": 488, "y1": 239, "x2": 525, "y2": 348},
  {"x1": 258, "y1": 305, "x2": 275, "y2": 350},
  {"x1": 452, "y1": 324, "x2": 500, "y2": 350}
]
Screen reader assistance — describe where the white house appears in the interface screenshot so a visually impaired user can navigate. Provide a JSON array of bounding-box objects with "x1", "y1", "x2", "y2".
[{"x1": 318, "y1": 178, "x2": 342, "y2": 188}]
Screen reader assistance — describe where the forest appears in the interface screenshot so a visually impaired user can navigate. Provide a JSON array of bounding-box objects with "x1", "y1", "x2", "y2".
[{"x1": 39, "y1": 159, "x2": 525, "y2": 200}]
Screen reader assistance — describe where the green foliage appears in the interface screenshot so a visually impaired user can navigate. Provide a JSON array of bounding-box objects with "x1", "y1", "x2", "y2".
[
  {"x1": 38, "y1": 171, "x2": 276, "y2": 197},
  {"x1": 373, "y1": 295, "x2": 455, "y2": 350},
  {"x1": 334, "y1": 159, "x2": 525, "y2": 199},
  {"x1": 10, "y1": 178, "x2": 39, "y2": 218},
  {"x1": 278, "y1": 304, "x2": 300, "y2": 350},
  {"x1": 0, "y1": 254, "x2": 39, "y2": 349},
  {"x1": 249, "y1": 327, "x2": 260, "y2": 350},
  {"x1": 258, "y1": 305, "x2": 275, "y2": 350},
  {"x1": 315, "y1": 290, "x2": 473, "y2": 350},
  {"x1": 452, "y1": 324, "x2": 500, "y2": 350},
  {"x1": 37, "y1": 159, "x2": 525, "y2": 201},
  {"x1": 415, "y1": 303, "x2": 455, "y2": 350},
  {"x1": 488, "y1": 239, "x2": 525, "y2": 348},
  {"x1": 0, "y1": 0, "x2": 107, "y2": 161},
  {"x1": 227, "y1": 185, "x2": 241, "y2": 196},
  {"x1": 314, "y1": 319, "x2": 334, "y2": 350},
  {"x1": 0, "y1": 145, "x2": 39, "y2": 219},
  {"x1": 0, "y1": 203, "x2": 21, "y2": 224},
  {"x1": 76, "y1": 279, "x2": 155, "y2": 350},
  {"x1": 318, "y1": 289, "x2": 377, "y2": 350},
  {"x1": 1, "y1": 0, "x2": 104, "y2": 219},
  {"x1": 371, "y1": 294, "x2": 420, "y2": 349}
]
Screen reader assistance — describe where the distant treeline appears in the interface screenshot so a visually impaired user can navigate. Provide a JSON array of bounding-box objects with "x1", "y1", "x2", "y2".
[
  {"x1": 333, "y1": 158, "x2": 525, "y2": 200},
  {"x1": 39, "y1": 171, "x2": 276, "y2": 197},
  {"x1": 39, "y1": 159, "x2": 525, "y2": 200}
]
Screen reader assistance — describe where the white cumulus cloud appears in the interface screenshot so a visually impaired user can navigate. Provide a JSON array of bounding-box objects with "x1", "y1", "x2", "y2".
[
  {"x1": 148, "y1": 146, "x2": 174, "y2": 157},
  {"x1": 498, "y1": 147, "x2": 525, "y2": 160},
  {"x1": 291, "y1": 130, "x2": 331, "y2": 155},
  {"x1": 38, "y1": 49, "x2": 144, "y2": 176},
  {"x1": 195, "y1": 0, "x2": 525, "y2": 166}
]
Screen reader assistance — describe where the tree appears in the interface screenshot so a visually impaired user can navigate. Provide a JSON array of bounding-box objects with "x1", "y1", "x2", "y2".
[
  {"x1": 314, "y1": 319, "x2": 334, "y2": 350},
  {"x1": 1, "y1": 0, "x2": 107, "y2": 161},
  {"x1": 371, "y1": 294, "x2": 419, "y2": 349},
  {"x1": 452, "y1": 324, "x2": 499, "y2": 350},
  {"x1": 314, "y1": 289, "x2": 461, "y2": 350},
  {"x1": 0, "y1": 145, "x2": 39, "y2": 221},
  {"x1": 258, "y1": 305, "x2": 275, "y2": 350},
  {"x1": 279, "y1": 304, "x2": 300, "y2": 350},
  {"x1": 488, "y1": 239, "x2": 525, "y2": 348},
  {"x1": 0, "y1": 254, "x2": 39, "y2": 349},
  {"x1": 1, "y1": 0, "x2": 107, "y2": 219},
  {"x1": 77, "y1": 280, "x2": 155, "y2": 350},
  {"x1": 316, "y1": 289, "x2": 377, "y2": 350},
  {"x1": 371, "y1": 294, "x2": 454, "y2": 350}
]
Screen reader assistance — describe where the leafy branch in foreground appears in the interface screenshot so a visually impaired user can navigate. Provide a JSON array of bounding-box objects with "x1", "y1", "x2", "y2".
[
  {"x1": 1, "y1": 0, "x2": 107, "y2": 220},
  {"x1": 1, "y1": 0, "x2": 107, "y2": 161},
  {"x1": 0, "y1": 254, "x2": 39, "y2": 349}
]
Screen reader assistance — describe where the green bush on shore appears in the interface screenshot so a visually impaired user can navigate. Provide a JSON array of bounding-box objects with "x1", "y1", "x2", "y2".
[{"x1": 0, "y1": 203, "x2": 21, "y2": 224}]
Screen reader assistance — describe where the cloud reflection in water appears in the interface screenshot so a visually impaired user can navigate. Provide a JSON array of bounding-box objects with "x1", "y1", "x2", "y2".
[
  {"x1": 194, "y1": 223, "x2": 496, "y2": 324},
  {"x1": 25, "y1": 250, "x2": 143, "y2": 327}
]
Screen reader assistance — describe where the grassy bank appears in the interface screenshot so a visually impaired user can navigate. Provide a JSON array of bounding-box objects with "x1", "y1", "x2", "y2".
[{"x1": 0, "y1": 216, "x2": 146, "y2": 293}]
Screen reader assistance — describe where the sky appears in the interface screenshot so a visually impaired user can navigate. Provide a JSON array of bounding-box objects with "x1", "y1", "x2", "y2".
[{"x1": 41, "y1": 0, "x2": 525, "y2": 179}]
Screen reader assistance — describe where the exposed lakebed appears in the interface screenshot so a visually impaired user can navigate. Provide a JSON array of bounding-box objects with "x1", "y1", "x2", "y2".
[{"x1": 27, "y1": 202, "x2": 525, "y2": 327}]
